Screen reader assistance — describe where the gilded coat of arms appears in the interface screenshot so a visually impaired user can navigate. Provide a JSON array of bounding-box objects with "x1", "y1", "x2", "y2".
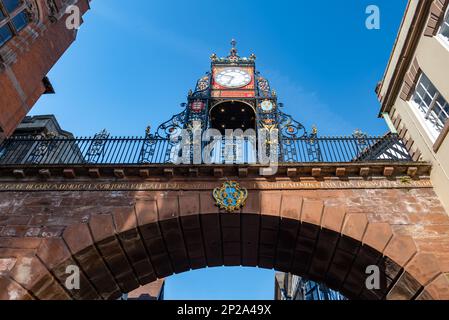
[{"x1": 213, "y1": 181, "x2": 248, "y2": 213}]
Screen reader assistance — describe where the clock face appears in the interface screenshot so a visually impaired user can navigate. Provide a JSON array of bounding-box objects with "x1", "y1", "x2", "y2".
[
  {"x1": 215, "y1": 68, "x2": 252, "y2": 88},
  {"x1": 260, "y1": 100, "x2": 275, "y2": 113}
]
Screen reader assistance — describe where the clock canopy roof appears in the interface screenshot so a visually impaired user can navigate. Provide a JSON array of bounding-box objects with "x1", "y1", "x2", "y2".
[{"x1": 209, "y1": 39, "x2": 257, "y2": 66}]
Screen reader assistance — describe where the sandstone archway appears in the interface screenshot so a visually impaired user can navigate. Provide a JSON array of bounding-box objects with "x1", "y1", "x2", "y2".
[{"x1": 1, "y1": 189, "x2": 449, "y2": 300}]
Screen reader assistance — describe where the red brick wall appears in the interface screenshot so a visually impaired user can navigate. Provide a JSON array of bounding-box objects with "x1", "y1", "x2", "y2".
[
  {"x1": 0, "y1": 186, "x2": 449, "y2": 300},
  {"x1": 0, "y1": 0, "x2": 91, "y2": 139}
]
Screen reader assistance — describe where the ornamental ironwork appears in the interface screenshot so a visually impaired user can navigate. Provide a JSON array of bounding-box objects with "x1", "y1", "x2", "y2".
[
  {"x1": 0, "y1": 134, "x2": 412, "y2": 165},
  {"x1": 257, "y1": 76, "x2": 271, "y2": 98},
  {"x1": 0, "y1": 41, "x2": 415, "y2": 166},
  {"x1": 24, "y1": 132, "x2": 58, "y2": 164},
  {"x1": 85, "y1": 129, "x2": 110, "y2": 163}
]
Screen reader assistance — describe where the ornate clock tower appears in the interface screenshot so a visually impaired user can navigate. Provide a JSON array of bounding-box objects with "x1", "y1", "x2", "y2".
[
  {"x1": 191, "y1": 39, "x2": 289, "y2": 134},
  {"x1": 148, "y1": 39, "x2": 312, "y2": 165}
]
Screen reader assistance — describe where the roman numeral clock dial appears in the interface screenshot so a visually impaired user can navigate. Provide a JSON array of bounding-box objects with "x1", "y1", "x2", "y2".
[{"x1": 215, "y1": 68, "x2": 252, "y2": 88}]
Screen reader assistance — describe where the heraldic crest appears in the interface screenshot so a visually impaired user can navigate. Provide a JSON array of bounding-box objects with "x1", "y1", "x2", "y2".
[{"x1": 213, "y1": 181, "x2": 248, "y2": 213}]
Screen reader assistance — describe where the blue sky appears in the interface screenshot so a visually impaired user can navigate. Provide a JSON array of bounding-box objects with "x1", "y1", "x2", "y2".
[{"x1": 29, "y1": 0, "x2": 407, "y2": 299}]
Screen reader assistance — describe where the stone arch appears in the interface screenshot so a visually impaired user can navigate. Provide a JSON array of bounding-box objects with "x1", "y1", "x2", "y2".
[{"x1": 1, "y1": 191, "x2": 449, "y2": 300}]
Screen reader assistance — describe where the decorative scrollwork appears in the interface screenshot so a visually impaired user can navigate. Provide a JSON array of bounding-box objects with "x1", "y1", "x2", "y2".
[
  {"x1": 154, "y1": 110, "x2": 188, "y2": 139},
  {"x1": 196, "y1": 75, "x2": 210, "y2": 92},
  {"x1": 153, "y1": 109, "x2": 189, "y2": 163},
  {"x1": 85, "y1": 129, "x2": 109, "y2": 163},
  {"x1": 139, "y1": 126, "x2": 159, "y2": 164},
  {"x1": 257, "y1": 76, "x2": 271, "y2": 98},
  {"x1": 306, "y1": 126, "x2": 321, "y2": 162},
  {"x1": 352, "y1": 129, "x2": 368, "y2": 148},
  {"x1": 278, "y1": 111, "x2": 307, "y2": 139},
  {"x1": 25, "y1": 131, "x2": 58, "y2": 164}
]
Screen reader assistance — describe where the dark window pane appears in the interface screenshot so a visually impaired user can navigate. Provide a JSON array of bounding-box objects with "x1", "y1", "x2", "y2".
[
  {"x1": 0, "y1": 9, "x2": 5, "y2": 20},
  {"x1": 3, "y1": 0, "x2": 21, "y2": 13},
  {"x1": 441, "y1": 22, "x2": 449, "y2": 40},
  {"x1": 11, "y1": 10, "x2": 28, "y2": 31},
  {"x1": 0, "y1": 24, "x2": 13, "y2": 46}
]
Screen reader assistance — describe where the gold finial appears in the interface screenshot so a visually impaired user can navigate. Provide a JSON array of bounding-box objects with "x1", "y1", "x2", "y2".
[
  {"x1": 249, "y1": 53, "x2": 256, "y2": 61},
  {"x1": 210, "y1": 53, "x2": 218, "y2": 61}
]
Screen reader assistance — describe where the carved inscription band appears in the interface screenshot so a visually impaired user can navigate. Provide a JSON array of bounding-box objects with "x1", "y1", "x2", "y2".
[{"x1": 0, "y1": 179, "x2": 433, "y2": 192}]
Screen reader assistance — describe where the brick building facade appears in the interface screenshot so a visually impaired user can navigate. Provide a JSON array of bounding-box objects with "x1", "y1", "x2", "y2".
[
  {"x1": 377, "y1": 0, "x2": 449, "y2": 212},
  {"x1": 0, "y1": 0, "x2": 91, "y2": 141}
]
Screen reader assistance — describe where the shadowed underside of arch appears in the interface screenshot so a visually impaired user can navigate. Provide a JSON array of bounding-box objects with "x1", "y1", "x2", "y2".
[{"x1": 1, "y1": 191, "x2": 449, "y2": 301}]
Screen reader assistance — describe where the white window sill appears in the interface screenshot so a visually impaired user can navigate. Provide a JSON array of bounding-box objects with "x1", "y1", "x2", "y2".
[
  {"x1": 436, "y1": 34, "x2": 449, "y2": 51},
  {"x1": 409, "y1": 101, "x2": 441, "y2": 143}
]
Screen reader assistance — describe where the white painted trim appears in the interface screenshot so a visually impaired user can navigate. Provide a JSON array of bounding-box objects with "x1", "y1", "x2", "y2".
[{"x1": 409, "y1": 100, "x2": 440, "y2": 142}]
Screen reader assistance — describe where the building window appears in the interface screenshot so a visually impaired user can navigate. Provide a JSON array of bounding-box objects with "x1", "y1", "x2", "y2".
[
  {"x1": 438, "y1": 6, "x2": 449, "y2": 43},
  {"x1": 410, "y1": 73, "x2": 449, "y2": 139},
  {"x1": 0, "y1": 0, "x2": 30, "y2": 47}
]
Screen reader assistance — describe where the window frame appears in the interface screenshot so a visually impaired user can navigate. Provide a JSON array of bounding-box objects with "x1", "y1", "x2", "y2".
[
  {"x1": 0, "y1": 0, "x2": 30, "y2": 47},
  {"x1": 437, "y1": 4, "x2": 449, "y2": 45},
  {"x1": 409, "y1": 72, "x2": 449, "y2": 142}
]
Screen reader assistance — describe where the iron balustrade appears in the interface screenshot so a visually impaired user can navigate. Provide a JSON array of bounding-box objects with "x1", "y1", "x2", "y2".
[{"x1": 0, "y1": 134, "x2": 412, "y2": 165}]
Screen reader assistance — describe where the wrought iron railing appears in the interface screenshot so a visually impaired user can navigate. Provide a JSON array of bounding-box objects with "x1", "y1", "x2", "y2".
[{"x1": 0, "y1": 134, "x2": 412, "y2": 165}]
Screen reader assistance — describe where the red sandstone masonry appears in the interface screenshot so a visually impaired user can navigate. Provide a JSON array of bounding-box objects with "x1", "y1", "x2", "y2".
[
  {"x1": 0, "y1": 0, "x2": 91, "y2": 138},
  {"x1": 0, "y1": 187, "x2": 448, "y2": 299}
]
